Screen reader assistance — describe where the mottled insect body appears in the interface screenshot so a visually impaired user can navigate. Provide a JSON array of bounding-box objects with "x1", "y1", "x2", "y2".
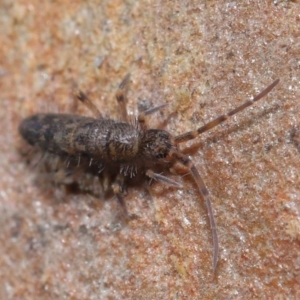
[
  {"x1": 19, "y1": 113, "x2": 173, "y2": 175},
  {"x1": 19, "y1": 74, "x2": 279, "y2": 272},
  {"x1": 20, "y1": 114, "x2": 139, "y2": 162}
]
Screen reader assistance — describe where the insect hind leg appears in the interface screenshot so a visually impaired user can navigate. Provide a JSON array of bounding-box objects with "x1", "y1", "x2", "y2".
[{"x1": 73, "y1": 89, "x2": 103, "y2": 118}]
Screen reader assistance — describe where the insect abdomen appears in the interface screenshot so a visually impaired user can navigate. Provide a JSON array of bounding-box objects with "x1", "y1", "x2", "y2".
[
  {"x1": 20, "y1": 114, "x2": 91, "y2": 155},
  {"x1": 19, "y1": 113, "x2": 140, "y2": 162}
]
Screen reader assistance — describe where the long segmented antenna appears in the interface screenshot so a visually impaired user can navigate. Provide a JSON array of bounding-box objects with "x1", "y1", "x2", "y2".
[
  {"x1": 174, "y1": 79, "x2": 280, "y2": 143},
  {"x1": 173, "y1": 79, "x2": 279, "y2": 271},
  {"x1": 191, "y1": 164, "x2": 218, "y2": 272},
  {"x1": 174, "y1": 153, "x2": 219, "y2": 271}
]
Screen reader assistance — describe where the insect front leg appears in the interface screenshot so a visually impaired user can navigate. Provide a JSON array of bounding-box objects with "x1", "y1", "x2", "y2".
[
  {"x1": 137, "y1": 104, "x2": 168, "y2": 129},
  {"x1": 145, "y1": 169, "x2": 181, "y2": 187}
]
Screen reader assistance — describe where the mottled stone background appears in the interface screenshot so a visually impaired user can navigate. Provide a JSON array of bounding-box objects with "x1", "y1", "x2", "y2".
[{"x1": 0, "y1": 0, "x2": 299, "y2": 299}]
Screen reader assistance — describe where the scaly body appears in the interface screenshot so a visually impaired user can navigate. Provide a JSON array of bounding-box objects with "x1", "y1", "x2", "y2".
[{"x1": 19, "y1": 74, "x2": 279, "y2": 272}]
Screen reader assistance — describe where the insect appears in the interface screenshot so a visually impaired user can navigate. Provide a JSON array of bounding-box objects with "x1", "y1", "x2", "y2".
[{"x1": 19, "y1": 75, "x2": 279, "y2": 271}]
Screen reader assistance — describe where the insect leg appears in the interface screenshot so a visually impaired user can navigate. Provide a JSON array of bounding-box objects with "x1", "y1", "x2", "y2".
[
  {"x1": 116, "y1": 73, "x2": 131, "y2": 121},
  {"x1": 173, "y1": 152, "x2": 219, "y2": 272},
  {"x1": 138, "y1": 104, "x2": 168, "y2": 129},
  {"x1": 73, "y1": 89, "x2": 103, "y2": 118},
  {"x1": 111, "y1": 173, "x2": 138, "y2": 221},
  {"x1": 174, "y1": 79, "x2": 279, "y2": 143},
  {"x1": 146, "y1": 169, "x2": 181, "y2": 187}
]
